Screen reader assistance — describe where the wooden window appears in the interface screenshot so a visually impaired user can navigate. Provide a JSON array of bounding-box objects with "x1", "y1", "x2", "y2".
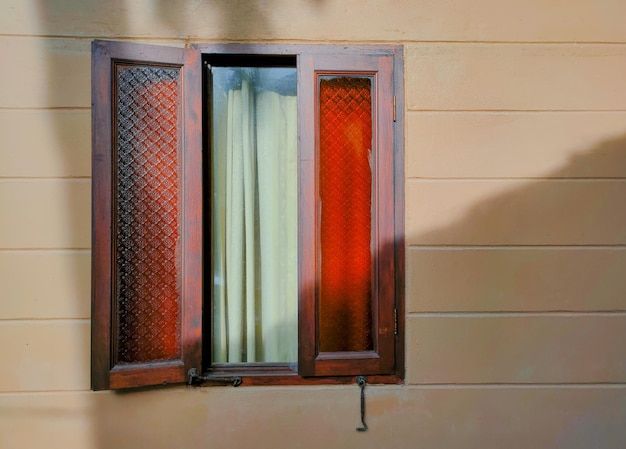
[{"x1": 91, "y1": 40, "x2": 404, "y2": 390}]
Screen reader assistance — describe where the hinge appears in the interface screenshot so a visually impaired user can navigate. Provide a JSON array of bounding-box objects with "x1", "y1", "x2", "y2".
[
  {"x1": 393, "y1": 95, "x2": 397, "y2": 122},
  {"x1": 394, "y1": 308, "x2": 398, "y2": 335}
]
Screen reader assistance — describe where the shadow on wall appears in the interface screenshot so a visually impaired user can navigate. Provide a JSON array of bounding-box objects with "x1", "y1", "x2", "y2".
[
  {"x1": 31, "y1": 0, "x2": 286, "y2": 389},
  {"x1": 413, "y1": 133, "x2": 626, "y2": 247},
  {"x1": 30, "y1": 1, "x2": 626, "y2": 448},
  {"x1": 84, "y1": 132, "x2": 626, "y2": 449},
  {"x1": 403, "y1": 133, "x2": 626, "y2": 389},
  {"x1": 32, "y1": 0, "x2": 329, "y2": 270}
]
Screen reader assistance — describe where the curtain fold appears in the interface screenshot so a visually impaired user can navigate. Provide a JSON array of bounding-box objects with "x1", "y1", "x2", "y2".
[{"x1": 212, "y1": 70, "x2": 297, "y2": 364}]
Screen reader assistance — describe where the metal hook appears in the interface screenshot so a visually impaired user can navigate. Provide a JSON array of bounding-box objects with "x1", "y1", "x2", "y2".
[{"x1": 356, "y1": 376, "x2": 368, "y2": 432}]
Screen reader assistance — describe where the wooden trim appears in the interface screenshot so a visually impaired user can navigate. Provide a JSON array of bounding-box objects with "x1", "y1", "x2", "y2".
[
  {"x1": 202, "y1": 363, "x2": 402, "y2": 386},
  {"x1": 109, "y1": 362, "x2": 185, "y2": 389},
  {"x1": 204, "y1": 375, "x2": 403, "y2": 387},
  {"x1": 180, "y1": 43, "x2": 204, "y2": 387},
  {"x1": 391, "y1": 46, "x2": 406, "y2": 380},
  {"x1": 192, "y1": 43, "x2": 401, "y2": 57},
  {"x1": 91, "y1": 40, "x2": 114, "y2": 391},
  {"x1": 297, "y1": 52, "x2": 317, "y2": 377}
]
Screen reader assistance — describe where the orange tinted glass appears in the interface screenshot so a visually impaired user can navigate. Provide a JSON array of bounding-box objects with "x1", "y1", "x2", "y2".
[
  {"x1": 318, "y1": 76, "x2": 374, "y2": 352},
  {"x1": 114, "y1": 65, "x2": 181, "y2": 364}
]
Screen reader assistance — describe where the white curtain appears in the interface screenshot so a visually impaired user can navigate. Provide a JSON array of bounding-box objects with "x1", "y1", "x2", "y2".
[{"x1": 212, "y1": 74, "x2": 298, "y2": 364}]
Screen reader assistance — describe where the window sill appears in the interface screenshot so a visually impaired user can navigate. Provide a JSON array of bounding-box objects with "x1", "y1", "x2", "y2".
[{"x1": 194, "y1": 364, "x2": 403, "y2": 387}]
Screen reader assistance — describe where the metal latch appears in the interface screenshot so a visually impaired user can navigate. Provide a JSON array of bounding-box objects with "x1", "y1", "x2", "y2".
[{"x1": 187, "y1": 368, "x2": 242, "y2": 387}]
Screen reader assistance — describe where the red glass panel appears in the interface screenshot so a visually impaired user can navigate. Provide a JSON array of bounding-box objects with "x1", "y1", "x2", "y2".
[
  {"x1": 318, "y1": 76, "x2": 373, "y2": 352},
  {"x1": 114, "y1": 65, "x2": 181, "y2": 364}
]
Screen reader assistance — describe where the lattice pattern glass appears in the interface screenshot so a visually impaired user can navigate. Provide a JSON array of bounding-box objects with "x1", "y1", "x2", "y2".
[
  {"x1": 318, "y1": 76, "x2": 374, "y2": 353},
  {"x1": 114, "y1": 65, "x2": 182, "y2": 364}
]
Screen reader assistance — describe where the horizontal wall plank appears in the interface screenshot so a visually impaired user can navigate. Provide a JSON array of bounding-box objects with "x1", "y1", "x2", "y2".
[
  {"x1": 7, "y1": 40, "x2": 626, "y2": 112},
  {"x1": 2, "y1": 0, "x2": 626, "y2": 43},
  {"x1": 406, "y1": 180, "x2": 626, "y2": 245},
  {"x1": 0, "y1": 321, "x2": 90, "y2": 392},
  {"x1": 406, "y1": 44, "x2": 626, "y2": 111},
  {"x1": 0, "y1": 110, "x2": 90, "y2": 178},
  {"x1": 0, "y1": 180, "x2": 90, "y2": 249},
  {"x1": 0, "y1": 392, "x2": 93, "y2": 449},
  {"x1": 408, "y1": 248, "x2": 626, "y2": 312},
  {"x1": 0, "y1": 37, "x2": 90, "y2": 108},
  {"x1": 407, "y1": 112, "x2": 626, "y2": 179},
  {"x1": 407, "y1": 315, "x2": 626, "y2": 384},
  {"x1": 2, "y1": 387, "x2": 625, "y2": 449},
  {"x1": 0, "y1": 37, "x2": 184, "y2": 109},
  {"x1": 0, "y1": 252, "x2": 90, "y2": 319}
]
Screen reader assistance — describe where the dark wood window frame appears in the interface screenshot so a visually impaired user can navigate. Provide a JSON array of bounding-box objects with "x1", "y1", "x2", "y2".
[{"x1": 91, "y1": 40, "x2": 405, "y2": 390}]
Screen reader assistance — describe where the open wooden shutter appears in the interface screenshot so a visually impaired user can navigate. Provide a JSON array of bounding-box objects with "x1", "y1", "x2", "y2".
[
  {"x1": 298, "y1": 53, "x2": 396, "y2": 377},
  {"x1": 91, "y1": 40, "x2": 202, "y2": 390}
]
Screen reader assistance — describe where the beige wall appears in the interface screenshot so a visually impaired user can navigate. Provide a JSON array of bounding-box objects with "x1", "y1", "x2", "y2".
[{"x1": 1, "y1": 1, "x2": 626, "y2": 448}]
